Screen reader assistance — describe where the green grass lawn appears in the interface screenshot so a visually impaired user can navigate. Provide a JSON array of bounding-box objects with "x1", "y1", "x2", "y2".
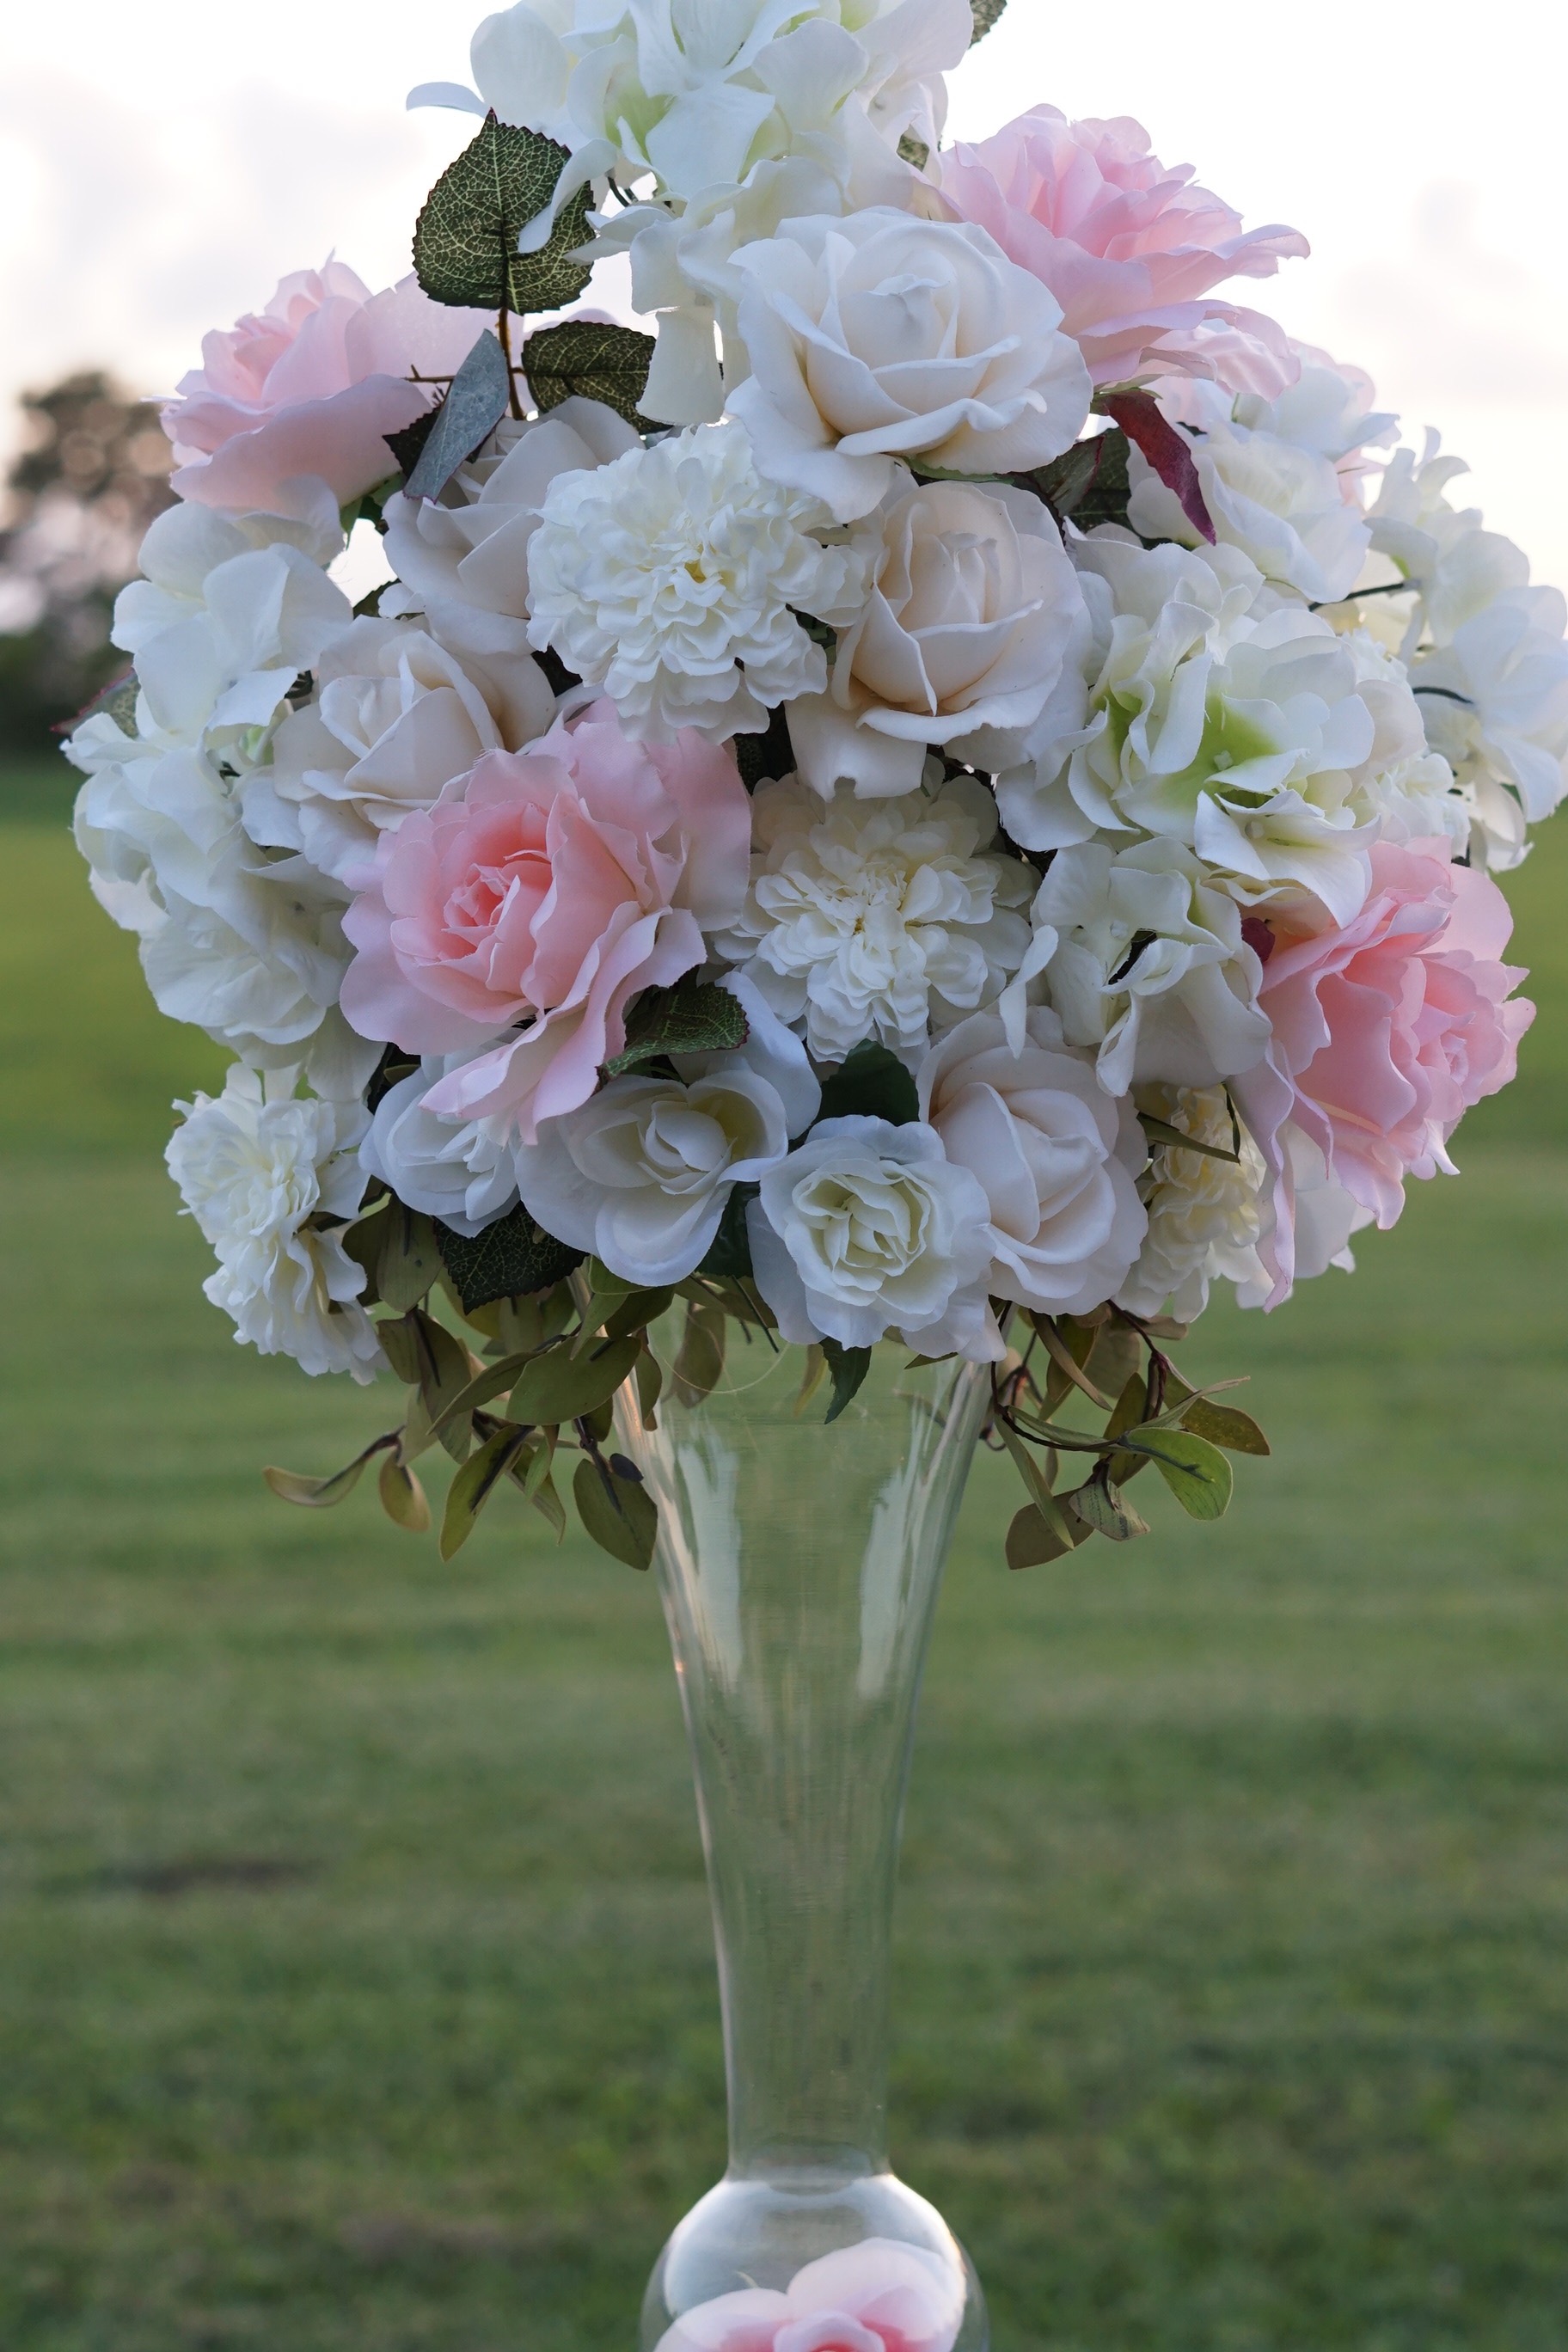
[{"x1": 2, "y1": 758, "x2": 1566, "y2": 2351}]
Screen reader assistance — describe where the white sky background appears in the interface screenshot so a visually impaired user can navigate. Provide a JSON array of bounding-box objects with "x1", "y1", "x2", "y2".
[{"x1": 4, "y1": 0, "x2": 1566, "y2": 581}]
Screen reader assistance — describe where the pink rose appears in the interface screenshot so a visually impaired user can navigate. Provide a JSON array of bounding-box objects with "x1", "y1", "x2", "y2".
[
  {"x1": 655, "y1": 2239, "x2": 964, "y2": 2352},
  {"x1": 1236, "y1": 838, "x2": 1533, "y2": 1297},
  {"x1": 340, "y1": 704, "x2": 751, "y2": 1142},
  {"x1": 938, "y1": 109, "x2": 1308, "y2": 395},
  {"x1": 163, "y1": 262, "x2": 488, "y2": 514}
]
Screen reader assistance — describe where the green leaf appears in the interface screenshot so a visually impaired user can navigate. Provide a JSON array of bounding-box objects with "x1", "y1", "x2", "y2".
[
  {"x1": 573, "y1": 1455, "x2": 658, "y2": 1571},
  {"x1": 509, "y1": 1333, "x2": 643, "y2": 1427},
  {"x1": 1179, "y1": 1395, "x2": 1271, "y2": 1456},
  {"x1": 822, "y1": 1338, "x2": 872, "y2": 1424},
  {"x1": 970, "y1": 0, "x2": 1007, "y2": 40},
  {"x1": 1006, "y1": 1500, "x2": 1086, "y2": 1569},
  {"x1": 995, "y1": 1418, "x2": 1081, "y2": 1550},
  {"x1": 529, "y1": 1460, "x2": 567, "y2": 1540},
  {"x1": 433, "y1": 1204, "x2": 583, "y2": 1314},
  {"x1": 696, "y1": 1184, "x2": 756, "y2": 1279},
  {"x1": 603, "y1": 1285, "x2": 675, "y2": 1343},
  {"x1": 1139, "y1": 1112, "x2": 1239, "y2": 1165},
  {"x1": 1121, "y1": 1425, "x2": 1234, "y2": 1518},
  {"x1": 897, "y1": 132, "x2": 930, "y2": 170},
  {"x1": 671, "y1": 1302, "x2": 726, "y2": 1407},
  {"x1": 1030, "y1": 1312, "x2": 1116, "y2": 1411},
  {"x1": 815, "y1": 1040, "x2": 920, "y2": 1128},
  {"x1": 441, "y1": 1424, "x2": 530, "y2": 1559},
  {"x1": 1065, "y1": 1469, "x2": 1148, "y2": 1542},
  {"x1": 403, "y1": 330, "x2": 511, "y2": 500},
  {"x1": 634, "y1": 1348, "x2": 663, "y2": 1431},
  {"x1": 264, "y1": 1435, "x2": 394, "y2": 1509},
  {"x1": 1085, "y1": 1320, "x2": 1143, "y2": 1410},
  {"x1": 378, "y1": 1454, "x2": 432, "y2": 1534},
  {"x1": 379, "y1": 1308, "x2": 475, "y2": 1457},
  {"x1": 602, "y1": 975, "x2": 748, "y2": 1078},
  {"x1": 413, "y1": 113, "x2": 592, "y2": 316},
  {"x1": 522, "y1": 319, "x2": 656, "y2": 425},
  {"x1": 376, "y1": 1203, "x2": 444, "y2": 1314},
  {"x1": 1020, "y1": 428, "x2": 1131, "y2": 533},
  {"x1": 794, "y1": 1343, "x2": 827, "y2": 1418}
]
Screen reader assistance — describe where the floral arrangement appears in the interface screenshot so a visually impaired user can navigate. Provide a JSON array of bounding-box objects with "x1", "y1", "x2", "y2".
[{"x1": 68, "y1": 0, "x2": 1559, "y2": 1577}]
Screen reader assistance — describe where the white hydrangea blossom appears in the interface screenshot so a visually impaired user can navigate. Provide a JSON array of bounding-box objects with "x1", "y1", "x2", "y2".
[
  {"x1": 1009, "y1": 838, "x2": 1272, "y2": 1097},
  {"x1": 167, "y1": 1066, "x2": 383, "y2": 1381},
  {"x1": 1116, "y1": 1082, "x2": 1269, "y2": 1322},
  {"x1": 718, "y1": 769, "x2": 1035, "y2": 1062},
  {"x1": 1127, "y1": 359, "x2": 1397, "y2": 606},
  {"x1": 525, "y1": 421, "x2": 867, "y2": 739}
]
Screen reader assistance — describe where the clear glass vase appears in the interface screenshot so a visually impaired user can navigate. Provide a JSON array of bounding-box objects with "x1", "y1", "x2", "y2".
[{"x1": 614, "y1": 1321, "x2": 991, "y2": 2352}]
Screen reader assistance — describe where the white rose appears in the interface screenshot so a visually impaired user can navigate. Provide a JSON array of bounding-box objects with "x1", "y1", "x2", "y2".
[
  {"x1": 251, "y1": 606, "x2": 555, "y2": 882},
  {"x1": 360, "y1": 1051, "x2": 522, "y2": 1238},
  {"x1": 514, "y1": 980, "x2": 820, "y2": 1285},
  {"x1": 1013, "y1": 839, "x2": 1272, "y2": 1097},
  {"x1": 524, "y1": 420, "x2": 867, "y2": 741},
  {"x1": 167, "y1": 1066, "x2": 383, "y2": 1381},
  {"x1": 749, "y1": 1113, "x2": 1001, "y2": 1357},
  {"x1": 726, "y1": 210, "x2": 1091, "y2": 524},
  {"x1": 1409, "y1": 589, "x2": 1568, "y2": 861},
  {"x1": 918, "y1": 1008, "x2": 1147, "y2": 1316},
  {"x1": 380, "y1": 398, "x2": 640, "y2": 623},
  {"x1": 787, "y1": 476, "x2": 1089, "y2": 799},
  {"x1": 717, "y1": 770, "x2": 1034, "y2": 1064}
]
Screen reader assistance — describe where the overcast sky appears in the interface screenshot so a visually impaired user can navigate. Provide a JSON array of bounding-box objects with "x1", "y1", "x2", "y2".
[{"x1": 5, "y1": 0, "x2": 1566, "y2": 583}]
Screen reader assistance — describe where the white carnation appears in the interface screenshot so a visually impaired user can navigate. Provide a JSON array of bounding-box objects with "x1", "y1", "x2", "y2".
[
  {"x1": 1116, "y1": 1083, "x2": 1269, "y2": 1323},
  {"x1": 525, "y1": 421, "x2": 865, "y2": 740},
  {"x1": 718, "y1": 769, "x2": 1034, "y2": 1063},
  {"x1": 167, "y1": 1066, "x2": 383, "y2": 1381},
  {"x1": 749, "y1": 1114, "x2": 1001, "y2": 1358},
  {"x1": 1001, "y1": 536, "x2": 1379, "y2": 928}
]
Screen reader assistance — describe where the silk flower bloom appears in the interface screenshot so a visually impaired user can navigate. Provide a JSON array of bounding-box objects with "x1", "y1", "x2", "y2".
[
  {"x1": 339, "y1": 707, "x2": 751, "y2": 1141},
  {"x1": 653, "y1": 2234, "x2": 965, "y2": 2352}
]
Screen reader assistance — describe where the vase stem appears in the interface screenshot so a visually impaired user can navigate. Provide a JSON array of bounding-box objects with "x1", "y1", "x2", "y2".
[{"x1": 621, "y1": 1332, "x2": 992, "y2": 2347}]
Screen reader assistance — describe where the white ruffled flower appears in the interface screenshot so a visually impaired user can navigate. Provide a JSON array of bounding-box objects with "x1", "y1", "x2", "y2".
[
  {"x1": 787, "y1": 476, "x2": 1088, "y2": 800},
  {"x1": 415, "y1": 0, "x2": 970, "y2": 425},
  {"x1": 380, "y1": 398, "x2": 641, "y2": 623},
  {"x1": 360, "y1": 1050, "x2": 522, "y2": 1238},
  {"x1": 1012, "y1": 839, "x2": 1272, "y2": 1097},
  {"x1": 512, "y1": 979, "x2": 820, "y2": 1285},
  {"x1": 167, "y1": 1066, "x2": 383, "y2": 1381},
  {"x1": 919, "y1": 1008, "x2": 1147, "y2": 1315},
  {"x1": 1128, "y1": 360, "x2": 1396, "y2": 606},
  {"x1": 728, "y1": 209, "x2": 1092, "y2": 524},
  {"x1": 718, "y1": 769, "x2": 1034, "y2": 1063},
  {"x1": 111, "y1": 497, "x2": 350, "y2": 759},
  {"x1": 1408, "y1": 591, "x2": 1568, "y2": 866},
  {"x1": 1116, "y1": 1082, "x2": 1269, "y2": 1322},
  {"x1": 524, "y1": 420, "x2": 866, "y2": 740},
  {"x1": 1001, "y1": 537, "x2": 1378, "y2": 928},
  {"x1": 68, "y1": 730, "x2": 373, "y2": 1096},
  {"x1": 249, "y1": 606, "x2": 556, "y2": 883},
  {"x1": 749, "y1": 1113, "x2": 1001, "y2": 1357}
]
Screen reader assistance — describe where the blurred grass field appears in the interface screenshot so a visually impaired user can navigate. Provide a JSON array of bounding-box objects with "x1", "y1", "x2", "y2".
[{"x1": 1, "y1": 756, "x2": 1565, "y2": 2352}]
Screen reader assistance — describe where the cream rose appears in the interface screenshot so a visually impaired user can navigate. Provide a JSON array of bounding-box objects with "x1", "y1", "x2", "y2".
[
  {"x1": 727, "y1": 210, "x2": 1091, "y2": 524},
  {"x1": 918, "y1": 1008, "x2": 1148, "y2": 1316},
  {"x1": 380, "y1": 396, "x2": 640, "y2": 623},
  {"x1": 787, "y1": 477, "x2": 1088, "y2": 799}
]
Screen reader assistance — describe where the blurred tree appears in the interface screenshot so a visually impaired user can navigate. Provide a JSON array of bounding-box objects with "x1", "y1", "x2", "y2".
[{"x1": 0, "y1": 371, "x2": 174, "y2": 753}]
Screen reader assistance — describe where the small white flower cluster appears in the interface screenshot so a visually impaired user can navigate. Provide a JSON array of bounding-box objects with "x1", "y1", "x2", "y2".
[{"x1": 67, "y1": 0, "x2": 1559, "y2": 1397}]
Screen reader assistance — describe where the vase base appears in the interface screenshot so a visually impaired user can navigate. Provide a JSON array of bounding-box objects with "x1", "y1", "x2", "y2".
[{"x1": 640, "y1": 2167, "x2": 987, "y2": 2350}]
